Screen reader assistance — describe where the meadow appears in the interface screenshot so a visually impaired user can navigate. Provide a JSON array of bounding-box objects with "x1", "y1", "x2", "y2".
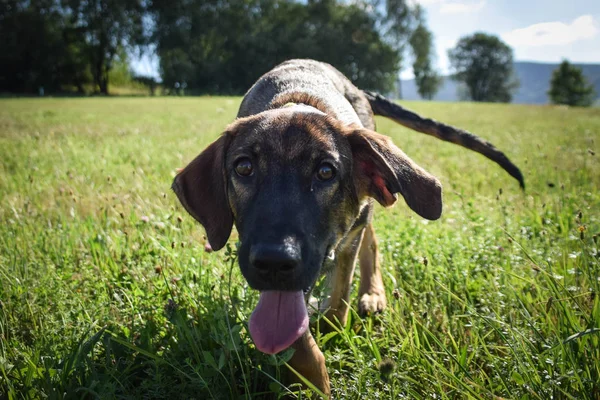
[{"x1": 0, "y1": 97, "x2": 599, "y2": 399}]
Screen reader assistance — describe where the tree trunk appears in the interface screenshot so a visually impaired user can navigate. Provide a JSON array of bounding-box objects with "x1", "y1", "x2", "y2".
[
  {"x1": 74, "y1": 77, "x2": 85, "y2": 94},
  {"x1": 100, "y1": 63, "x2": 109, "y2": 95},
  {"x1": 397, "y1": 78, "x2": 402, "y2": 99},
  {"x1": 93, "y1": 54, "x2": 110, "y2": 95},
  {"x1": 99, "y1": 75, "x2": 108, "y2": 94},
  {"x1": 93, "y1": 58, "x2": 103, "y2": 94}
]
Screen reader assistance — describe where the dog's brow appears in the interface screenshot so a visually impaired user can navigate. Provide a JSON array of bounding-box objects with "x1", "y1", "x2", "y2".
[{"x1": 230, "y1": 145, "x2": 257, "y2": 156}]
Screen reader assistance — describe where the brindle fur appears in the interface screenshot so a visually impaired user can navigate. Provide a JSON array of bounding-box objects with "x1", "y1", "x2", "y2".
[{"x1": 172, "y1": 59, "x2": 523, "y2": 396}]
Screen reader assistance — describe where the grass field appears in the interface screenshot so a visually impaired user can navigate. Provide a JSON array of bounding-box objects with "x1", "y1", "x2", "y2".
[{"x1": 1, "y1": 97, "x2": 599, "y2": 399}]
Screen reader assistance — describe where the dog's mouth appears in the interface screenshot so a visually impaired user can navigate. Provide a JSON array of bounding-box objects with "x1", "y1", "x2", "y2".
[{"x1": 248, "y1": 290, "x2": 308, "y2": 354}]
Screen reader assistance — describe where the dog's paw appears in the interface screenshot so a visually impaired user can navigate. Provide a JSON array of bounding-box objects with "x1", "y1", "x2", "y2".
[{"x1": 358, "y1": 291, "x2": 387, "y2": 316}]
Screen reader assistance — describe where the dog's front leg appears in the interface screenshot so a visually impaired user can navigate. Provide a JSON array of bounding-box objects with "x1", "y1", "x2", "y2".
[
  {"x1": 320, "y1": 226, "x2": 365, "y2": 330},
  {"x1": 357, "y1": 222, "x2": 387, "y2": 315},
  {"x1": 287, "y1": 330, "x2": 331, "y2": 397}
]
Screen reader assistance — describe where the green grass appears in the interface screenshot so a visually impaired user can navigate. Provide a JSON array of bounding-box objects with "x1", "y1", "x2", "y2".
[{"x1": 1, "y1": 97, "x2": 599, "y2": 399}]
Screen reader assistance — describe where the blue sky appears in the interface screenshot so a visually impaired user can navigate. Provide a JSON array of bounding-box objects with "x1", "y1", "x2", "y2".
[
  {"x1": 131, "y1": 0, "x2": 600, "y2": 80},
  {"x1": 404, "y1": 0, "x2": 600, "y2": 77}
]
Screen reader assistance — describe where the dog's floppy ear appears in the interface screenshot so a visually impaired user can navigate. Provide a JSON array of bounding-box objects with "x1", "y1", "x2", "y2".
[
  {"x1": 172, "y1": 134, "x2": 233, "y2": 250},
  {"x1": 346, "y1": 128, "x2": 442, "y2": 220}
]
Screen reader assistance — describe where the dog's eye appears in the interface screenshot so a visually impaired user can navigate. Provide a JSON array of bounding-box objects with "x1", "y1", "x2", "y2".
[
  {"x1": 235, "y1": 158, "x2": 253, "y2": 177},
  {"x1": 316, "y1": 163, "x2": 335, "y2": 181}
]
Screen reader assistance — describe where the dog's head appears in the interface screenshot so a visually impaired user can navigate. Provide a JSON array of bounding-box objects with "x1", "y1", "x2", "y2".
[{"x1": 173, "y1": 106, "x2": 442, "y2": 352}]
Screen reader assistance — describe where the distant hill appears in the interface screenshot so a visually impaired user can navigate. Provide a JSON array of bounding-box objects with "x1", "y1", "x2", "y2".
[{"x1": 400, "y1": 61, "x2": 600, "y2": 104}]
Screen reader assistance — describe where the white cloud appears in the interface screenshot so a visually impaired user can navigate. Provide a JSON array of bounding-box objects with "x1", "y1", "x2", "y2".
[
  {"x1": 440, "y1": 0, "x2": 485, "y2": 14},
  {"x1": 410, "y1": 0, "x2": 486, "y2": 14},
  {"x1": 502, "y1": 15, "x2": 599, "y2": 47},
  {"x1": 410, "y1": 0, "x2": 443, "y2": 5}
]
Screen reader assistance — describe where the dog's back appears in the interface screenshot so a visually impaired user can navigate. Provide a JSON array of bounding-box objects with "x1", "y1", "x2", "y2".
[{"x1": 238, "y1": 59, "x2": 376, "y2": 129}]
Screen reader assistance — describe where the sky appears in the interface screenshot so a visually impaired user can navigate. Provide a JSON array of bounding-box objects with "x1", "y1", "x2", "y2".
[
  {"x1": 131, "y1": 0, "x2": 600, "y2": 81},
  {"x1": 402, "y1": 0, "x2": 600, "y2": 78}
]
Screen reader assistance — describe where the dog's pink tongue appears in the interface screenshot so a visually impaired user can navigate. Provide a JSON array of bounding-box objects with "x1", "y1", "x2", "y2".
[{"x1": 249, "y1": 291, "x2": 308, "y2": 354}]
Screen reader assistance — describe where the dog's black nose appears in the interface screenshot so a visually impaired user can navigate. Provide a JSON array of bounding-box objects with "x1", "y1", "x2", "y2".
[{"x1": 249, "y1": 241, "x2": 301, "y2": 287}]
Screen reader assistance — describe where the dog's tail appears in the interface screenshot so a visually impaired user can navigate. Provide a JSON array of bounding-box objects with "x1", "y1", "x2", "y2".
[{"x1": 363, "y1": 90, "x2": 525, "y2": 189}]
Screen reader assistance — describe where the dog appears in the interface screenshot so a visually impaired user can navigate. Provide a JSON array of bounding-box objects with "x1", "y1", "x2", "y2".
[{"x1": 172, "y1": 59, "x2": 523, "y2": 396}]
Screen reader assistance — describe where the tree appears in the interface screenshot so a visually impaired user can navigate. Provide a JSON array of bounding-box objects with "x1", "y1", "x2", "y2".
[
  {"x1": 149, "y1": 0, "x2": 306, "y2": 94},
  {"x1": 0, "y1": 0, "x2": 146, "y2": 95},
  {"x1": 548, "y1": 60, "x2": 596, "y2": 107},
  {"x1": 0, "y1": 0, "x2": 92, "y2": 93},
  {"x1": 302, "y1": 0, "x2": 400, "y2": 92},
  {"x1": 408, "y1": 6, "x2": 441, "y2": 100},
  {"x1": 1, "y1": 0, "x2": 432, "y2": 95},
  {"x1": 63, "y1": 0, "x2": 146, "y2": 94},
  {"x1": 381, "y1": 0, "x2": 412, "y2": 55},
  {"x1": 150, "y1": 0, "x2": 401, "y2": 94},
  {"x1": 448, "y1": 32, "x2": 518, "y2": 103},
  {"x1": 378, "y1": 0, "x2": 412, "y2": 97}
]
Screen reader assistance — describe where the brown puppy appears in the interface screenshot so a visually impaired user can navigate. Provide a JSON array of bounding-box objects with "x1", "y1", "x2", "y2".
[{"x1": 172, "y1": 59, "x2": 523, "y2": 396}]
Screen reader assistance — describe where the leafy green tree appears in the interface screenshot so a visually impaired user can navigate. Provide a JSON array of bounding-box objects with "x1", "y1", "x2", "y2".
[
  {"x1": 381, "y1": 0, "x2": 412, "y2": 53},
  {"x1": 150, "y1": 0, "x2": 284, "y2": 93},
  {"x1": 378, "y1": 0, "x2": 412, "y2": 96},
  {"x1": 150, "y1": 0, "x2": 400, "y2": 94},
  {"x1": 302, "y1": 0, "x2": 400, "y2": 91},
  {"x1": 63, "y1": 0, "x2": 146, "y2": 94},
  {"x1": 0, "y1": 0, "x2": 91, "y2": 93},
  {"x1": 548, "y1": 60, "x2": 596, "y2": 107},
  {"x1": 448, "y1": 32, "x2": 518, "y2": 102},
  {"x1": 0, "y1": 0, "x2": 431, "y2": 95},
  {"x1": 408, "y1": 6, "x2": 441, "y2": 100}
]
